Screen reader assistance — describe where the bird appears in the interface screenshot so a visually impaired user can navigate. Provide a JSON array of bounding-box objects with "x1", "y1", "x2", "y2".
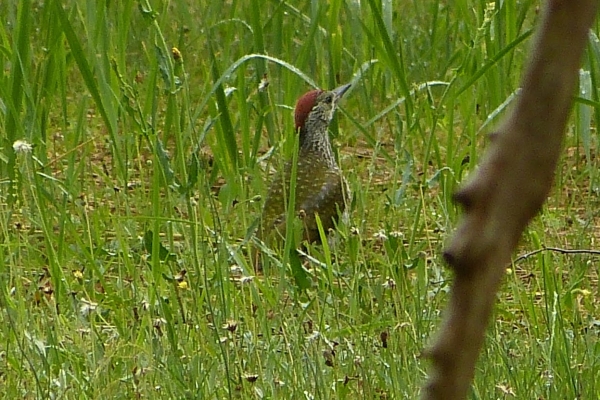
[{"x1": 257, "y1": 83, "x2": 351, "y2": 254}]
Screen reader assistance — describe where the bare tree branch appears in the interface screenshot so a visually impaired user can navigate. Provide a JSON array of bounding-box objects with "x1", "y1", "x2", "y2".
[{"x1": 421, "y1": 1, "x2": 599, "y2": 399}]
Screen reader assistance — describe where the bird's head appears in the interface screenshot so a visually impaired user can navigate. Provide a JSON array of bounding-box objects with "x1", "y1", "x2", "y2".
[{"x1": 294, "y1": 84, "x2": 351, "y2": 136}]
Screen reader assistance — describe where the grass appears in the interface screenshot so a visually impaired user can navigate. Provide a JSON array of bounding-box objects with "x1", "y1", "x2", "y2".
[{"x1": 1, "y1": 0, "x2": 599, "y2": 398}]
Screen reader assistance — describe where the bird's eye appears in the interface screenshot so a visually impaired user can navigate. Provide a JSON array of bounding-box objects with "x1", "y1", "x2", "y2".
[{"x1": 324, "y1": 94, "x2": 333, "y2": 104}]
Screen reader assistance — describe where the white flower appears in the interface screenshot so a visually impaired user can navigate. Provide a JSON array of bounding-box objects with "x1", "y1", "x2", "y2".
[
  {"x1": 13, "y1": 140, "x2": 32, "y2": 153},
  {"x1": 382, "y1": 278, "x2": 396, "y2": 289}
]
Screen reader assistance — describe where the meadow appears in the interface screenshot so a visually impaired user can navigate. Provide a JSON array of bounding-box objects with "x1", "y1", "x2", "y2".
[{"x1": 1, "y1": 0, "x2": 599, "y2": 398}]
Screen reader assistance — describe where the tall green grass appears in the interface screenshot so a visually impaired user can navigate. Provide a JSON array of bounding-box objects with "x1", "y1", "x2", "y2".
[{"x1": 1, "y1": 0, "x2": 599, "y2": 398}]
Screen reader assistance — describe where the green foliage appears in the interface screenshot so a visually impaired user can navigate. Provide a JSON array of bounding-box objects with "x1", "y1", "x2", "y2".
[{"x1": 1, "y1": 0, "x2": 600, "y2": 398}]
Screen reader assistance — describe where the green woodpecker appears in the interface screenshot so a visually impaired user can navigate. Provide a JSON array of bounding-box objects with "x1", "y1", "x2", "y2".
[{"x1": 258, "y1": 83, "x2": 351, "y2": 249}]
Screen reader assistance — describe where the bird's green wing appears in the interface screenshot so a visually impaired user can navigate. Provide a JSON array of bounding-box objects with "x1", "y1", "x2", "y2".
[{"x1": 297, "y1": 169, "x2": 347, "y2": 242}]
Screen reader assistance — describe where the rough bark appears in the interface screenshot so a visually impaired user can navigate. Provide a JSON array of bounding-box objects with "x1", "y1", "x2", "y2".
[{"x1": 421, "y1": 1, "x2": 599, "y2": 399}]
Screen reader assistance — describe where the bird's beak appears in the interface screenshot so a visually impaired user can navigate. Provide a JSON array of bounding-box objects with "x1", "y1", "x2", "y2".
[{"x1": 332, "y1": 83, "x2": 352, "y2": 99}]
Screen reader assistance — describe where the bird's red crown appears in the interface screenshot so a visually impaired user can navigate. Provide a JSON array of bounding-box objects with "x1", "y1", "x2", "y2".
[{"x1": 294, "y1": 90, "x2": 322, "y2": 130}]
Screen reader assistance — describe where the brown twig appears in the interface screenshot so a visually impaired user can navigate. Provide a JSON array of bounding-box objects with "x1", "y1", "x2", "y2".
[
  {"x1": 421, "y1": 1, "x2": 599, "y2": 399},
  {"x1": 513, "y1": 246, "x2": 600, "y2": 263}
]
